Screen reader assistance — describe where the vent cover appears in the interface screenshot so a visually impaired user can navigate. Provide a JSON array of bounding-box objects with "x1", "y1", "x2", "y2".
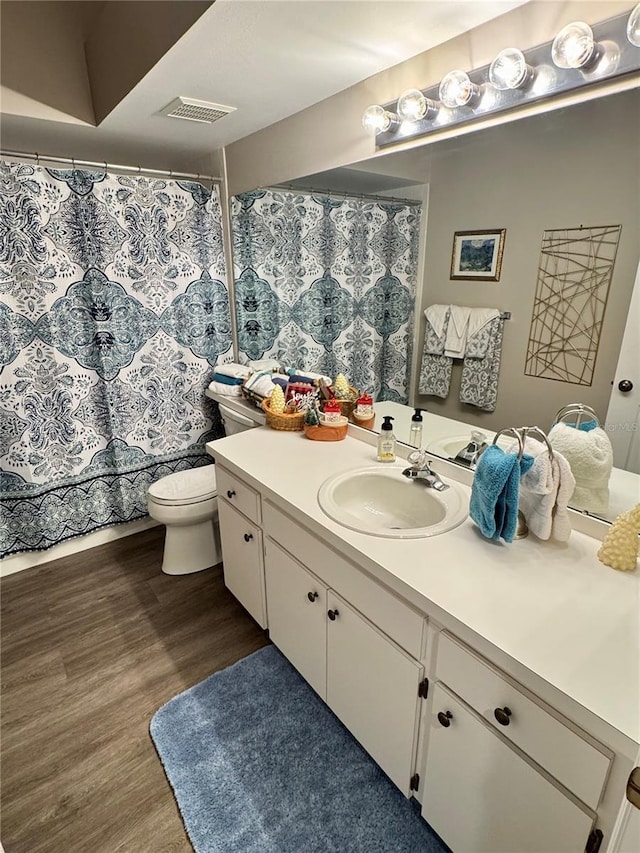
[{"x1": 160, "y1": 97, "x2": 236, "y2": 124}]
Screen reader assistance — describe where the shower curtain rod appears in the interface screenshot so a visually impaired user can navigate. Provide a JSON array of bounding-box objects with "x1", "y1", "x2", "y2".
[
  {"x1": 0, "y1": 149, "x2": 221, "y2": 184},
  {"x1": 266, "y1": 184, "x2": 422, "y2": 207}
]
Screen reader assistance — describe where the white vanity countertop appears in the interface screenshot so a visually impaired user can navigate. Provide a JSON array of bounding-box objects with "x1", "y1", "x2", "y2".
[{"x1": 207, "y1": 427, "x2": 640, "y2": 745}]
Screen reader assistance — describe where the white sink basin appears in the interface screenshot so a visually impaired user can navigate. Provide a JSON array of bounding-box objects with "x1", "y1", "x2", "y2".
[{"x1": 317, "y1": 466, "x2": 468, "y2": 538}]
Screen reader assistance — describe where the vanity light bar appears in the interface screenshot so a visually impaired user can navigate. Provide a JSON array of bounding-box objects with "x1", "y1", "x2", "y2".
[{"x1": 369, "y1": 8, "x2": 640, "y2": 149}]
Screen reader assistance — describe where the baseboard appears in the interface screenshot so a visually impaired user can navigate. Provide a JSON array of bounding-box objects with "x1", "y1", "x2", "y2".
[{"x1": 0, "y1": 518, "x2": 161, "y2": 577}]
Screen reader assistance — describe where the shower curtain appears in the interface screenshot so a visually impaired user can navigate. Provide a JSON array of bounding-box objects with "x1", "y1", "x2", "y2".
[
  {"x1": 231, "y1": 189, "x2": 420, "y2": 401},
  {"x1": 0, "y1": 161, "x2": 231, "y2": 558}
]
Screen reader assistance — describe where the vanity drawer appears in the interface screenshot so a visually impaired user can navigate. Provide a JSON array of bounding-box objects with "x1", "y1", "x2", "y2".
[
  {"x1": 263, "y1": 500, "x2": 426, "y2": 659},
  {"x1": 216, "y1": 466, "x2": 261, "y2": 525},
  {"x1": 436, "y1": 632, "x2": 611, "y2": 810}
]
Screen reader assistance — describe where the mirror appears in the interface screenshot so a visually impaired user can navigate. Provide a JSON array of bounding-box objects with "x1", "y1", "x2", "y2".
[{"x1": 230, "y1": 90, "x2": 639, "y2": 524}]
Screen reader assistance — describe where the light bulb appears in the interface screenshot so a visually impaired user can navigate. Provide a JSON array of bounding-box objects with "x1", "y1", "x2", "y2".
[
  {"x1": 489, "y1": 48, "x2": 533, "y2": 90},
  {"x1": 627, "y1": 4, "x2": 640, "y2": 47},
  {"x1": 551, "y1": 21, "x2": 599, "y2": 69},
  {"x1": 439, "y1": 70, "x2": 480, "y2": 108},
  {"x1": 397, "y1": 89, "x2": 437, "y2": 122},
  {"x1": 361, "y1": 104, "x2": 395, "y2": 135}
]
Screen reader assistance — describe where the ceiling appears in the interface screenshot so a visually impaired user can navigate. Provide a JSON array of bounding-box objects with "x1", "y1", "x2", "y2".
[{"x1": 0, "y1": 0, "x2": 528, "y2": 174}]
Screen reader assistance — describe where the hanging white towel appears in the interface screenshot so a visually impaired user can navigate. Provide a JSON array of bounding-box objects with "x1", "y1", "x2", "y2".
[
  {"x1": 423, "y1": 304, "x2": 449, "y2": 345},
  {"x1": 508, "y1": 437, "x2": 575, "y2": 541},
  {"x1": 444, "y1": 306, "x2": 472, "y2": 358}
]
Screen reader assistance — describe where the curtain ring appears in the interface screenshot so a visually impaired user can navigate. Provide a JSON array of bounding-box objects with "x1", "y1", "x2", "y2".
[
  {"x1": 35, "y1": 152, "x2": 40, "y2": 166},
  {"x1": 71, "y1": 157, "x2": 76, "y2": 170},
  {"x1": 137, "y1": 164, "x2": 141, "y2": 175},
  {"x1": 104, "y1": 160, "x2": 108, "y2": 173}
]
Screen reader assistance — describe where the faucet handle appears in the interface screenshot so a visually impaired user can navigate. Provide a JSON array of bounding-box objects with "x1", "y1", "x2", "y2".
[{"x1": 407, "y1": 448, "x2": 428, "y2": 468}]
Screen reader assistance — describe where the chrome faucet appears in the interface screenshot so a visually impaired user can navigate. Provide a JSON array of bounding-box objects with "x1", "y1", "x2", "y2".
[{"x1": 401, "y1": 449, "x2": 449, "y2": 491}]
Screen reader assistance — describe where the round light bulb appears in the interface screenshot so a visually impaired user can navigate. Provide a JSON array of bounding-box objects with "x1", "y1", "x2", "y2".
[
  {"x1": 489, "y1": 48, "x2": 532, "y2": 90},
  {"x1": 551, "y1": 21, "x2": 598, "y2": 69},
  {"x1": 361, "y1": 104, "x2": 394, "y2": 134},
  {"x1": 627, "y1": 4, "x2": 640, "y2": 47},
  {"x1": 397, "y1": 89, "x2": 426, "y2": 121},
  {"x1": 439, "y1": 70, "x2": 480, "y2": 108}
]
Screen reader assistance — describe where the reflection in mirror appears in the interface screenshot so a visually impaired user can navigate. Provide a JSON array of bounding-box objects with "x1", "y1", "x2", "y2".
[{"x1": 229, "y1": 90, "x2": 639, "y2": 524}]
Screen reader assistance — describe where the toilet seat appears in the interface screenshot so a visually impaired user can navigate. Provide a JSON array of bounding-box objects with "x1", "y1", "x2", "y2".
[{"x1": 148, "y1": 465, "x2": 217, "y2": 506}]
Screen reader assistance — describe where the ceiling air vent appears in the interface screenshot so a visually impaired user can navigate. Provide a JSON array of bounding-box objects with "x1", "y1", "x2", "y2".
[{"x1": 160, "y1": 97, "x2": 236, "y2": 124}]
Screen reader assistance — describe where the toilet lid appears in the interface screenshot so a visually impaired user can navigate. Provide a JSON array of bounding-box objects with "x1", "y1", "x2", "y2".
[{"x1": 148, "y1": 465, "x2": 217, "y2": 506}]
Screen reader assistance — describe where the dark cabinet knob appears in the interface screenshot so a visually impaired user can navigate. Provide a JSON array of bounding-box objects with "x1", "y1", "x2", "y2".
[
  {"x1": 437, "y1": 710, "x2": 453, "y2": 727},
  {"x1": 494, "y1": 706, "x2": 512, "y2": 726},
  {"x1": 327, "y1": 609, "x2": 339, "y2": 621},
  {"x1": 618, "y1": 379, "x2": 633, "y2": 393},
  {"x1": 307, "y1": 591, "x2": 318, "y2": 602},
  {"x1": 243, "y1": 533, "x2": 253, "y2": 543},
  {"x1": 226, "y1": 489, "x2": 236, "y2": 499}
]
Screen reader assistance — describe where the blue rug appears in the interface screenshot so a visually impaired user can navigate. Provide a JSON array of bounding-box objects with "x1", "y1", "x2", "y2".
[{"x1": 150, "y1": 645, "x2": 449, "y2": 853}]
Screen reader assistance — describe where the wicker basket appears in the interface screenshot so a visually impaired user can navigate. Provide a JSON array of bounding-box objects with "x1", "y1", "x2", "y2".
[{"x1": 261, "y1": 398, "x2": 305, "y2": 431}]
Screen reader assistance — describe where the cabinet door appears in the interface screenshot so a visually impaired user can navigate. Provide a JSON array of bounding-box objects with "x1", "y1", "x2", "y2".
[
  {"x1": 422, "y1": 683, "x2": 594, "y2": 853},
  {"x1": 218, "y1": 498, "x2": 266, "y2": 628},
  {"x1": 326, "y1": 591, "x2": 423, "y2": 795},
  {"x1": 264, "y1": 540, "x2": 327, "y2": 700}
]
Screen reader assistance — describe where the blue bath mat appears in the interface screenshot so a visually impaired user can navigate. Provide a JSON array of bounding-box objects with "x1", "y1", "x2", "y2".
[{"x1": 150, "y1": 645, "x2": 448, "y2": 853}]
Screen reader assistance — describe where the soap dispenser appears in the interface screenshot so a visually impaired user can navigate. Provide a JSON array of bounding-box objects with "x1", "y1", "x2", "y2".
[
  {"x1": 377, "y1": 416, "x2": 396, "y2": 462},
  {"x1": 409, "y1": 408, "x2": 423, "y2": 448}
]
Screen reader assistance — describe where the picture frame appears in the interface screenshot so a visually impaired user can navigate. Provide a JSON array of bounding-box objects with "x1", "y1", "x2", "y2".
[{"x1": 450, "y1": 229, "x2": 506, "y2": 281}]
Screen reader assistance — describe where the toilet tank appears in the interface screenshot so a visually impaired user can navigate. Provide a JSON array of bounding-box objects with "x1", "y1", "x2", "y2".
[{"x1": 218, "y1": 403, "x2": 262, "y2": 436}]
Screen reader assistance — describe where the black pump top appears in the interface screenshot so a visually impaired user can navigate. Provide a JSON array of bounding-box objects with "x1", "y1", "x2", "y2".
[
  {"x1": 412, "y1": 408, "x2": 423, "y2": 423},
  {"x1": 381, "y1": 416, "x2": 394, "y2": 431}
]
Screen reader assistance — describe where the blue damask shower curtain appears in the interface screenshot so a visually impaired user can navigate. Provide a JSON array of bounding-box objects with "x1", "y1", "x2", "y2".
[
  {"x1": 0, "y1": 162, "x2": 231, "y2": 557},
  {"x1": 231, "y1": 190, "x2": 420, "y2": 401}
]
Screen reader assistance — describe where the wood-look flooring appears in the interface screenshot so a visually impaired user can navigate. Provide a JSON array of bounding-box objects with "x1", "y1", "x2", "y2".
[{"x1": 1, "y1": 527, "x2": 269, "y2": 853}]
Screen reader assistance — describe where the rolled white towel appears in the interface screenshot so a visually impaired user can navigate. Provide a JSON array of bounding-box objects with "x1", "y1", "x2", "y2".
[
  {"x1": 548, "y1": 423, "x2": 613, "y2": 515},
  {"x1": 208, "y1": 380, "x2": 243, "y2": 397},
  {"x1": 214, "y1": 362, "x2": 251, "y2": 380},
  {"x1": 248, "y1": 358, "x2": 281, "y2": 372}
]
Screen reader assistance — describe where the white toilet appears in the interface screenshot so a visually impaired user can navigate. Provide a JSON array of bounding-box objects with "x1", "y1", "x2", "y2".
[{"x1": 147, "y1": 402, "x2": 261, "y2": 575}]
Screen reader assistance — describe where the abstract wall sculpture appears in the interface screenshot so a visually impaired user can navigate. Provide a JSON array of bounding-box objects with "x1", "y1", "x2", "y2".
[{"x1": 525, "y1": 225, "x2": 621, "y2": 385}]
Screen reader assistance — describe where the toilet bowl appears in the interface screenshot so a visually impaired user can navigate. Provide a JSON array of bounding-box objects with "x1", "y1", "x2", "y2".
[
  {"x1": 147, "y1": 399, "x2": 262, "y2": 575},
  {"x1": 147, "y1": 466, "x2": 221, "y2": 575}
]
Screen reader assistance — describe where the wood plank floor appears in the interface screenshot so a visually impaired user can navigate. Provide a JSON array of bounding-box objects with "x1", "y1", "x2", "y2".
[{"x1": 1, "y1": 527, "x2": 269, "y2": 853}]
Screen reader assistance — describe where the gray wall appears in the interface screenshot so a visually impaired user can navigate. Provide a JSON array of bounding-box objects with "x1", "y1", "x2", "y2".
[{"x1": 414, "y1": 91, "x2": 640, "y2": 432}]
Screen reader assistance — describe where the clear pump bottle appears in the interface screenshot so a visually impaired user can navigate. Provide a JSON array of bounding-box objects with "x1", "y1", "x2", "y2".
[
  {"x1": 409, "y1": 408, "x2": 423, "y2": 448},
  {"x1": 377, "y1": 416, "x2": 396, "y2": 462}
]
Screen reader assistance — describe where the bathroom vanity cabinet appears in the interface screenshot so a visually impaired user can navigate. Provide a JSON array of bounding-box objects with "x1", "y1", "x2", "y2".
[
  {"x1": 216, "y1": 467, "x2": 266, "y2": 629},
  {"x1": 208, "y1": 434, "x2": 639, "y2": 853}
]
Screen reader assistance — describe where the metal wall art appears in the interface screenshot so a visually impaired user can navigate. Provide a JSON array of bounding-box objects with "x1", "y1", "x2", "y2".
[{"x1": 525, "y1": 225, "x2": 622, "y2": 385}]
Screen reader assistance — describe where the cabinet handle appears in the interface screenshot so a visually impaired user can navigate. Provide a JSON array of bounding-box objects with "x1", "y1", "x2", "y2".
[
  {"x1": 226, "y1": 489, "x2": 236, "y2": 499},
  {"x1": 327, "y1": 608, "x2": 339, "y2": 621},
  {"x1": 243, "y1": 533, "x2": 253, "y2": 543},
  {"x1": 437, "y1": 710, "x2": 453, "y2": 727},
  {"x1": 307, "y1": 591, "x2": 318, "y2": 602},
  {"x1": 494, "y1": 706, "x2": 512, "y2": 726}
]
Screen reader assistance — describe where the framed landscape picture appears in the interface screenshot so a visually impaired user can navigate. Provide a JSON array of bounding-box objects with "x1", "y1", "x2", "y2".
[{"x1": 450, "y1": 229, "x2": 506, "y2": 281}]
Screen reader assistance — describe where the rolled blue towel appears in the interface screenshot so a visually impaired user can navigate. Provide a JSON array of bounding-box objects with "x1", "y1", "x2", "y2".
[
  {"x1": 212, "y1": 372, "x2": 244, "y2": 386},
  {"x1": 470, "y1": 446, "x2": 534, "y2": 543}
]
